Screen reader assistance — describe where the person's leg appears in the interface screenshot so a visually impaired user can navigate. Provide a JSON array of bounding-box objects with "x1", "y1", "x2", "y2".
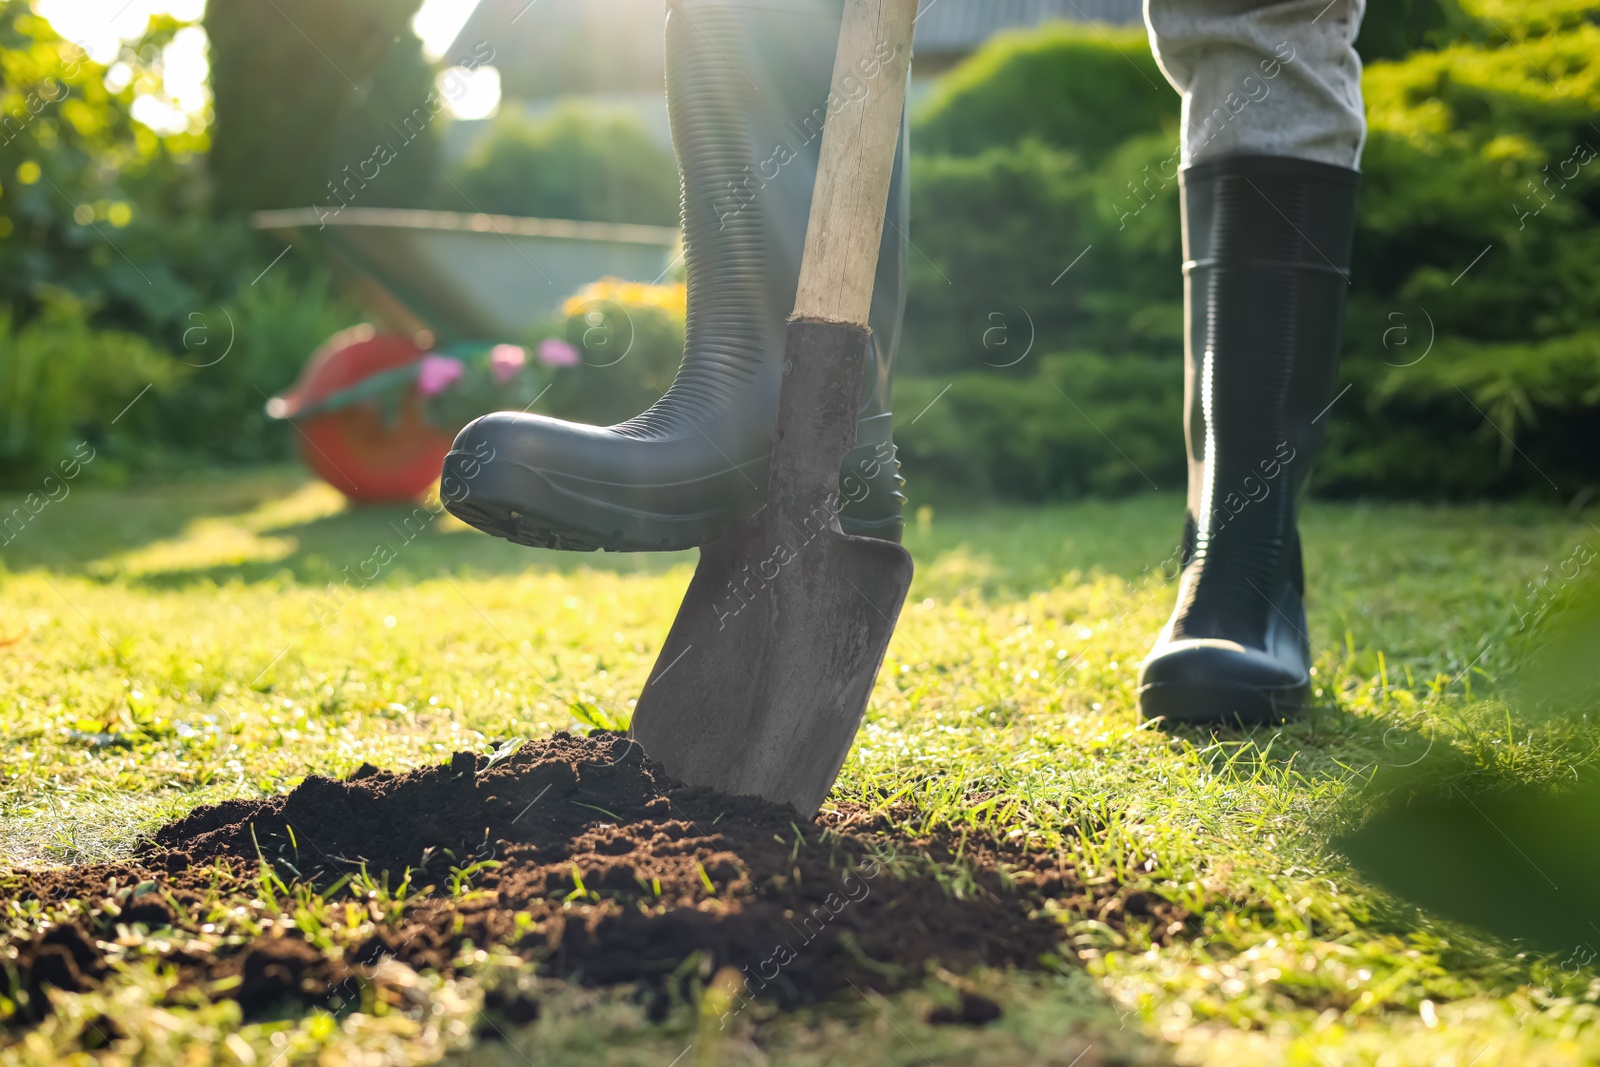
[
  {"x1": 1147, "y1": 0, "x2": 1365, "y2": 168},
  {"x1": 442, "y1": 0, "x2": 908, "y2": 553},
  {"x1": 1138, "y1": 0, "x2": 1365, "y2": 724}
]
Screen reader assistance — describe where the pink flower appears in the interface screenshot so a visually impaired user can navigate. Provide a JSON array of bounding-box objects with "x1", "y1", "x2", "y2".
[
  {"x1": 538, "y1": 337, "x2": 580, "y2": 368},
  {"x1": 489, "y1": 344, "x2": 528, "y2": 383},
  {"x1": 416, "y1": 354, "x2": 465, "y2": 397}
]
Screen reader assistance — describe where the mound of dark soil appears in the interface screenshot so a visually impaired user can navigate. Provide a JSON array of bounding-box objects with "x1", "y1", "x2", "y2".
[{"x1": 2, "y1": 732, "x2": 1189, "y2": 1026}]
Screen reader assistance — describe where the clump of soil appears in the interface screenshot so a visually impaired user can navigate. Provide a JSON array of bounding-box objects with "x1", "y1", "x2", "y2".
[{"x1": 2, "y1": 732, "x2": 1189, "y2": 1025}]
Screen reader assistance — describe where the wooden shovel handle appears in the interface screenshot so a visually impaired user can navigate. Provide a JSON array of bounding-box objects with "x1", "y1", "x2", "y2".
[{"x1": 791, "y1": 0, "x2": 917, "y2": 327}]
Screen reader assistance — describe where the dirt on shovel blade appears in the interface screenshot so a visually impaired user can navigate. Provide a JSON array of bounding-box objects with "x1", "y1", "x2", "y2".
[{"x1": 2, "y1": 732, "x2": 1189, "y2": 1025}]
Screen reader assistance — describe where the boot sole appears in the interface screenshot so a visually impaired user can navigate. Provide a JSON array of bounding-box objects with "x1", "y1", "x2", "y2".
[
  {"x1": 441, "y1": 447, "x2": 903, "y2": 553},
  {"x1": 1138, "y1": 679, "x2": 1308, "y2": 727}
]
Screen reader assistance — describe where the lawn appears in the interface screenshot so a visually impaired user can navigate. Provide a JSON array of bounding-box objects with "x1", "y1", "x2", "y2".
[{"x1": 2, "y1": 469, "x2": 1597, "y2": 1066}]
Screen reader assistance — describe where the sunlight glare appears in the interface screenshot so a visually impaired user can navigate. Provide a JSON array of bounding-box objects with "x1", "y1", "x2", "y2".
[
  {"x1": 438, "y1": 64, "x2": 501, "y2": 121},
  {"x1": 413, "y1": 0, "x2": 486, "y2": 61}
]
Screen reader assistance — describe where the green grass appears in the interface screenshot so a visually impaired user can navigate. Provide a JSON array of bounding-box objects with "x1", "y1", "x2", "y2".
[{"x1": 3, "y1": 469, "x2": 1599, "y2": 1065}]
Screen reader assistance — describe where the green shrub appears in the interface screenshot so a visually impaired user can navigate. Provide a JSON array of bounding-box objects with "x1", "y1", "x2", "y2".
[
  {"x1": 0, "y1": 294, "x2": 179, "y2": 488},
  {"x1": 913, "y1": 22, "x2": 1173, "y2": 161},
  {"x1": 898, "y1": 2, "x2": 1600, "y2": 503},
  {"x1": 448, "y1": 103, "x2": 680, "y2": 225},
  {"x1": 149, "y1": 269, "x2": 364, "y2": 464},
  {"x1": 1324, "y1": 10, "x2": 1600, "y2": 497},
  {"x1": 904, "y1": 141, "x2": 1091, "y2": 376},
  {"x1": 895, "y1": 353, "x2": 1185, "y2": 502},
  {"x1": 903, "y1": 133, "x2": 1182, "y2": 377},
  {"x1": 1354, "y1": 0, "x2": 1473, "y2": 62}
]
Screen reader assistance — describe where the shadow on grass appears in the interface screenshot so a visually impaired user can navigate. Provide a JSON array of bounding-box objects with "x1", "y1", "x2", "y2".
[
  {"x1": 1, "y1": 468, "x2": 694, "y2": 588},
  {"x1": 1, "y1": 469, "x2": 305, "y2": 574},
  {"x1": 125, "y1": 503, "x2": 695, "y2": 590},
  {"x1": 3, "y1": 468, "x2": 1194, "y2": 594}
]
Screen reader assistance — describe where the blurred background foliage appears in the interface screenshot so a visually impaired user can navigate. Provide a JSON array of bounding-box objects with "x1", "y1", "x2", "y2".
[
  {"x1": 447, "y1": 103, "x2": 679, "y2": 225},
  {"x1": 896, "y1": 3, "x2": 1600, "y2": 503},
  {"x1": 2, "y1": 0, "x2": 1598, "y2": 502},
  {"x1": 0, "y1": 292, "x2": 176, "y2": 484},
  {"x1": 0, "y1": 8, "x2": 222, "y2": 341},
  {"x1": 204, "y1": 0, "x2": 437, "y2": 214},
  {"x1": 0, "y1": 3, "x2": 387, "y2": 488}
]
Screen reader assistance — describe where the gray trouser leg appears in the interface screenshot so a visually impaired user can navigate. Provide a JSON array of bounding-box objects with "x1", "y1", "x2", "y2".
[{"x1": 1144, "y1": 0, "x2": 1367, "y2": 168}]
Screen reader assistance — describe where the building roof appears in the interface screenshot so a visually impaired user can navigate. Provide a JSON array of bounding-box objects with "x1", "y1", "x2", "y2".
[{"x1": 446, "y1": 0, "x2": 1145, "y2": 98}]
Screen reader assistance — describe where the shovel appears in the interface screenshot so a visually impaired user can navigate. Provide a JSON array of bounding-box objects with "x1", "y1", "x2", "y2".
[{"x1": 630, "y1": 0, "x2": 918, "y2": 817}]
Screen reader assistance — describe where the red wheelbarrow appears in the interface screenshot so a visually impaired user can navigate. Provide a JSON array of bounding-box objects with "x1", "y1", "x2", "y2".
[{"x1": 257, "y1": 206, "x2": 678, "y2": 503}]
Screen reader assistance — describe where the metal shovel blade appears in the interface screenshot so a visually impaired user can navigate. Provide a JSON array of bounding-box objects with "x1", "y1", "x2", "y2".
[{"x1": 630, "y1": 320, "x2": 914, "y2": 816}]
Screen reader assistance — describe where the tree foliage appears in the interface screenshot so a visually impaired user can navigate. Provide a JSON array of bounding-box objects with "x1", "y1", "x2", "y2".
[
  {"x1": 203, "y1": 0, "x2": 437, "y2": 214},
  {"x1": 0, "y1": 8, "x2": 362, "y2": 484},
  {"x1": 0, "y1": 7, "x2": 226, "y2": 336}
]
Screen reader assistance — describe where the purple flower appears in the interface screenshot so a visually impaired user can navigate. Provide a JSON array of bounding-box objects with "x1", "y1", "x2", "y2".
[
  {"x1": 416, "y1": 354, "x2": 465, "y2": 397},
  {"x1": 538, "y1": 337, "x2": 580, "y2": 368},
  {"x1": 489, "y1": 344, "x2": 528, "y2": 383}
]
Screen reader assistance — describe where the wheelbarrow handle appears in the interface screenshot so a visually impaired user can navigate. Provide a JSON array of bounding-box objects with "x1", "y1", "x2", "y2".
[{"x1": 791, "y1": 0, "x2": 917, "y2": 329}]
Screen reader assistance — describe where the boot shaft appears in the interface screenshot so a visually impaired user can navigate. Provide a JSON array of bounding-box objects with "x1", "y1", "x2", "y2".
[
  {"x1": 1174, "y1": 154, "x2": 1359, "y2": 642},
  {"x1": 437, "y1": 0, "x2": 909, "y2": 555},
  {"x1": 660, "y1": 0, "x2": 907, "y2": 434}
]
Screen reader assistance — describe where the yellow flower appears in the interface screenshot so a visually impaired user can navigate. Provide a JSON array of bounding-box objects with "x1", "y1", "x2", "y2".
[{"x1": 563, "y1": 277, "x2": 687, "y2": 320}]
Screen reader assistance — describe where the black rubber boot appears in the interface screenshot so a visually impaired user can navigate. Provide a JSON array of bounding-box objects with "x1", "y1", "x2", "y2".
[
  {"x1": 1138, "y1": 154, "x2": 1360, "y2": 726},
  {"x1": 441, "y1": 0, "x2": 907, "y2": 552}
]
